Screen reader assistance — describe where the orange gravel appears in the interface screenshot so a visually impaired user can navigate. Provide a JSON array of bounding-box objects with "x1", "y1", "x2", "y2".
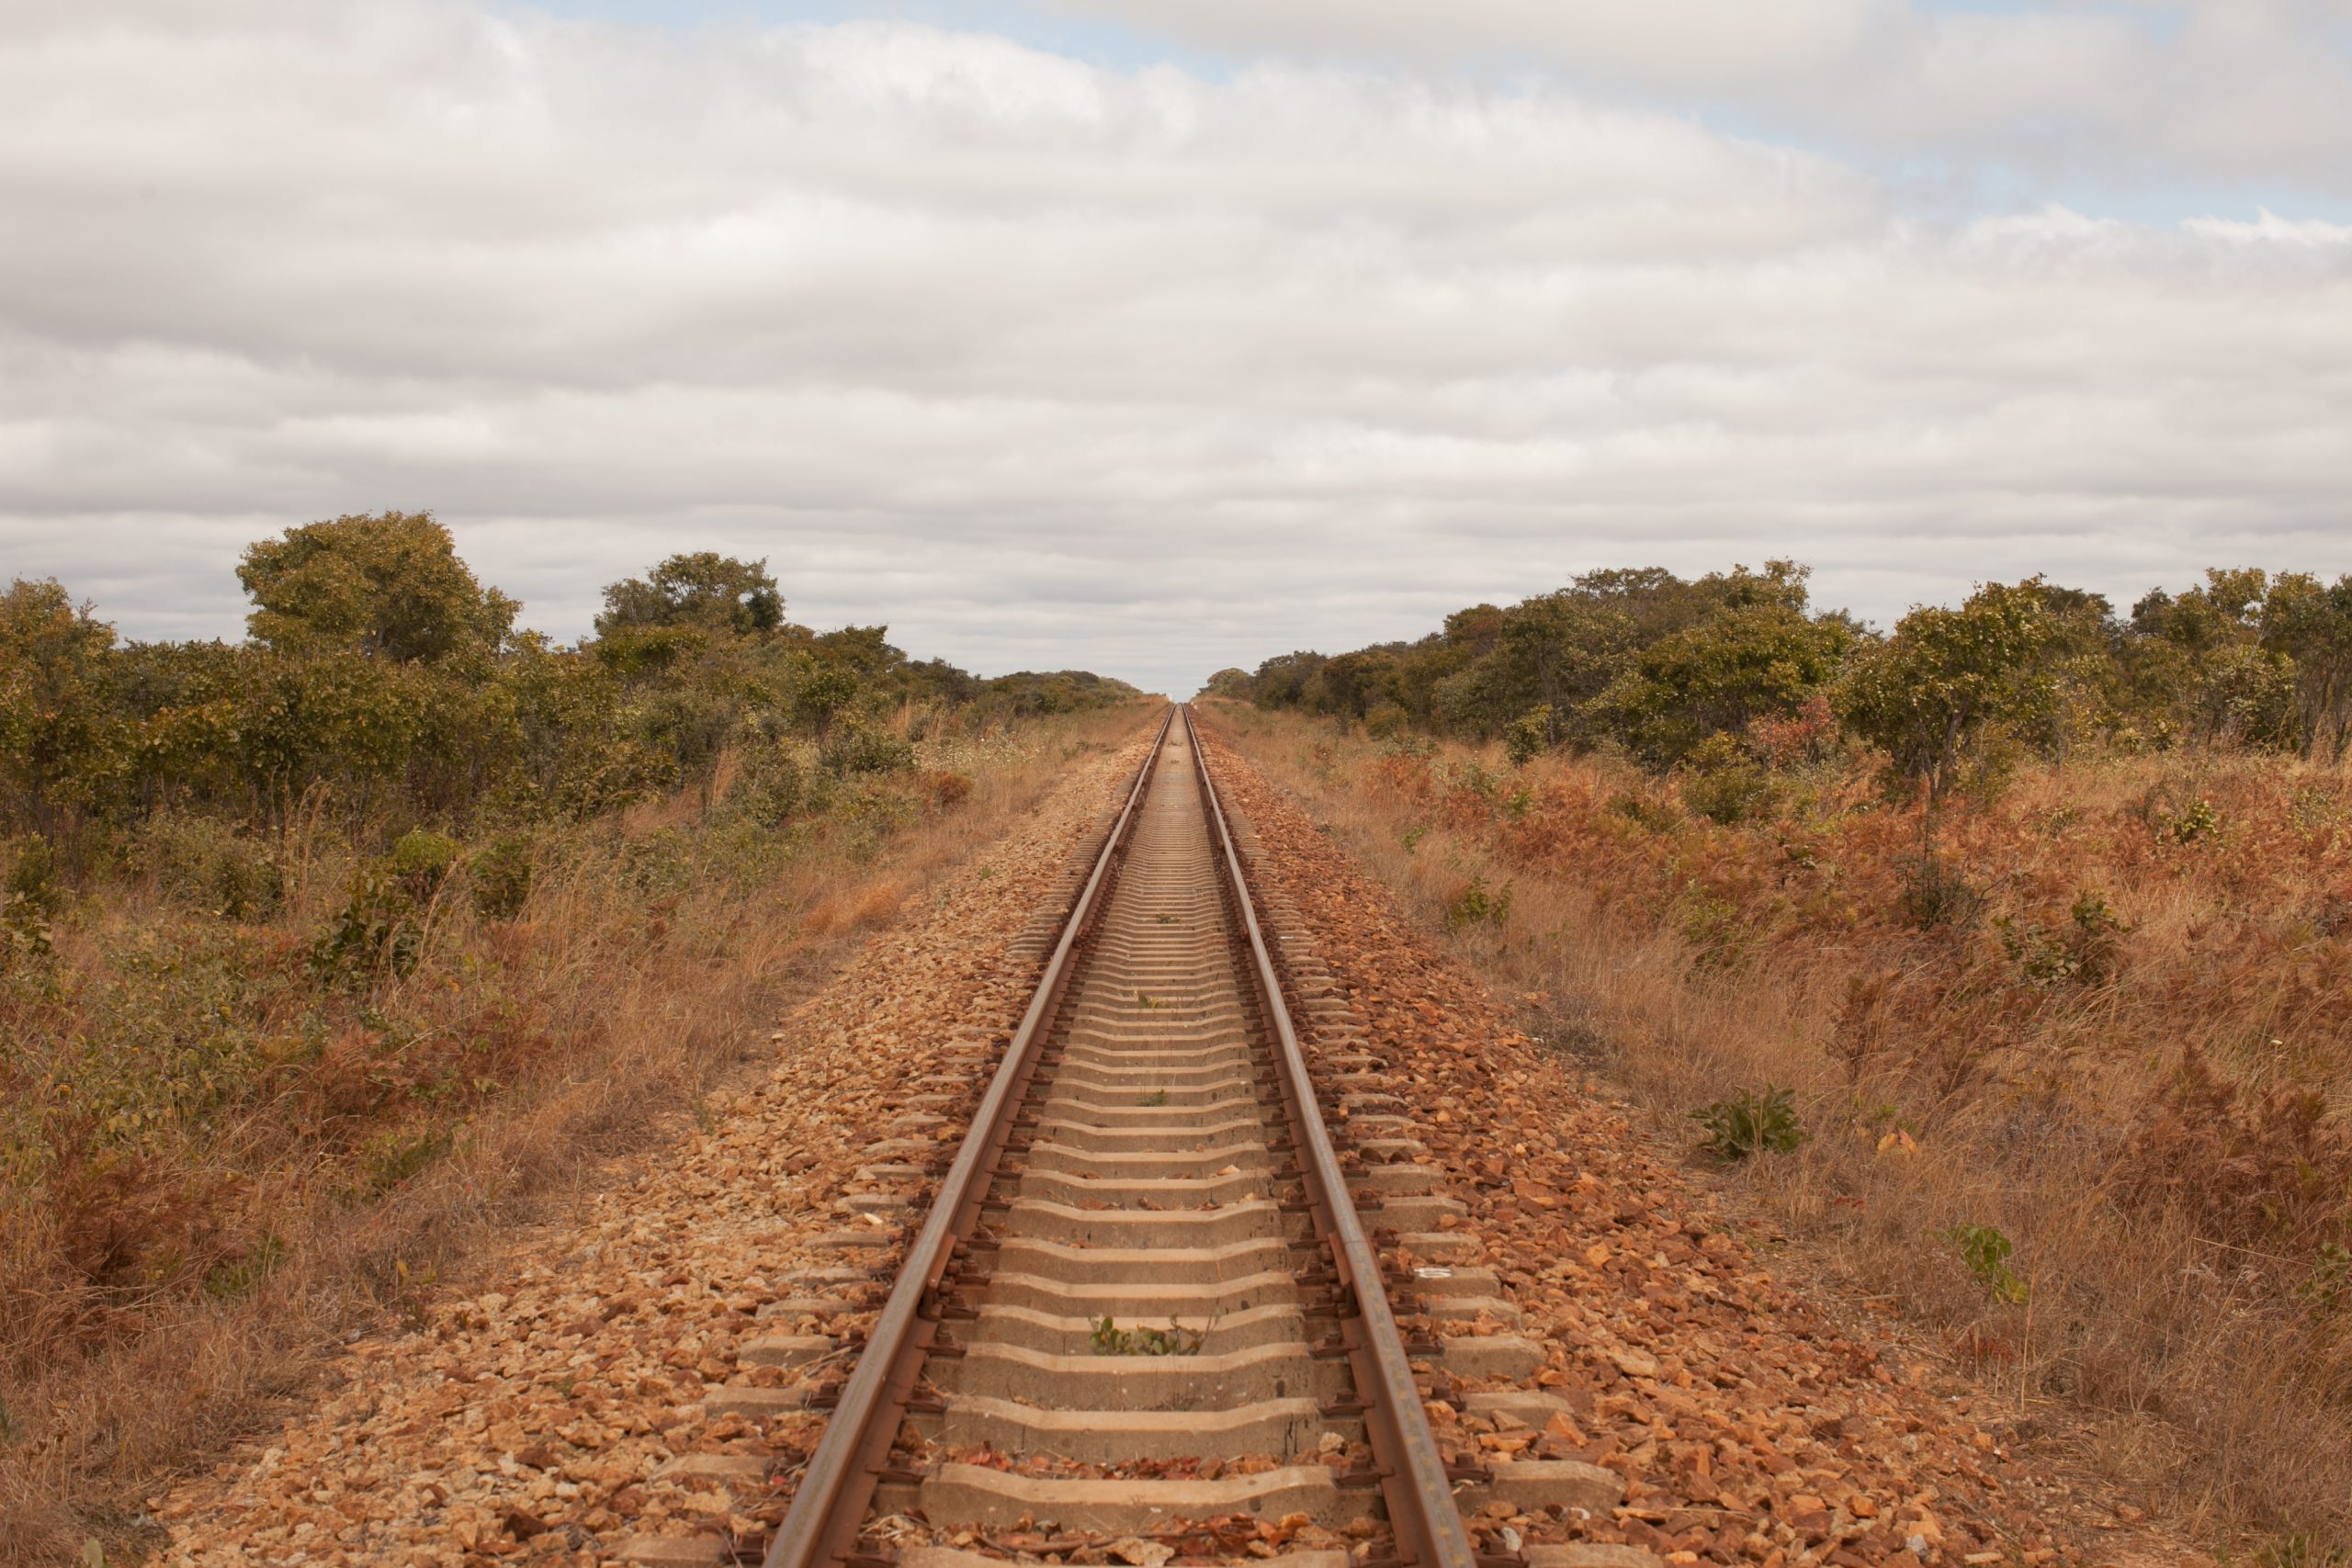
[
  {"x1": 147, "y1": 739, "x2": 1145, "y2": 1568},
  {"x1": 1197, "y1": 720, "x2": 2177, "y2": 1568}
]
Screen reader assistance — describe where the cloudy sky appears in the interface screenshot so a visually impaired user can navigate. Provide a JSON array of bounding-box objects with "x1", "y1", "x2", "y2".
[{"x1": 3, "y1": 1, "x2": 2348, "y2": 694}]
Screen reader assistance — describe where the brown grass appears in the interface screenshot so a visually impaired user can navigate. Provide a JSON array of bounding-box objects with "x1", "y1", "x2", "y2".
[
  {"x1": 0, "y1": 704, "x2": 1154, "y2": 1566},
  {"x1": 1204, "y1": 699, "x2": 2352, "y2": 1558}
]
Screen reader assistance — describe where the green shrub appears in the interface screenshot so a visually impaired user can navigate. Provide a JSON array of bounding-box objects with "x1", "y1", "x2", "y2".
[
  {"x1": 729, "y1": 741, "x2": 808, "y2": 827},
  {"x1": 469, "y1": 831, "x2": 535, "y2": 921},
  {"x1": 359, "y1": 1123, "x2": 451, "y2": 1195},
  {"x1": 386, "y1": 829, "x2": 460, "y2": 896},
  {"x1": 1505, "y1": 705, "x2": 1555, "y2": 765},
  {"x1": 1364, "y1": 703, "x2": 1408, "y2": 740},
  {"x1": 2170, "y1": 797, "x2": 2221, "y2": 844},
  {"x1": 1447, "y1": 759, "x2": 1503, "y2": 807},
  {"x1": 314, "y1": 830, "x2": 460, "y2": 976},
  {"x1": 1443, "y1": 874, "x2": 1512, "y2": 931},
  {"x1": 821, "y1": 724, "x2": 914, "y2": 776},
  {"x1": 1692, "y1": 1086, "x2": 1804, "y2": 1159},
  {"x1": 1996, "y1": 890, "x2": 2128, "y2": 987},
  {"x1": 1668, "y1": 885, "x2": 1745, "y2": 961},
  {"x1": 1943, "y1": 1223, "x2": 2030, "y2": 1303},
  {"x1": 1679, "y1": 732, "x2": 1781, "y2": 826},
  {"x1": 3, "y1": 835, "x2": 64, "y2": 960},
  {"x1": 137, "y1": 814, "x2": 283, "y2": 919},
  {"x1": 68, "y1": 925, "x2": 286, "y2": 1145}
]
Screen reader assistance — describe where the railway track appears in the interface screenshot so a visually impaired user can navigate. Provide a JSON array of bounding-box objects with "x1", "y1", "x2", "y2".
[{"x1": 759, "y1": 706, "x2": 1613, "y2": 1568}]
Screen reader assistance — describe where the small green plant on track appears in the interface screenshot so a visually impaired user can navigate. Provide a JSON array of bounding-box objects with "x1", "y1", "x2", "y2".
[
  {"x1": 1944, "y1": 1223, "x2": 2030, "y2": 1304},
  {"x1": 1137, "y1": 1090, "x2": 1169, "y2": 1107},
  {"x1": 1691, "y1": 1087, "x2": 1804, "y2": 1159},
  {"x1": 1136, "y1": 991, "x2": 1160, "y2": 1009},
  {"x1": 1089, "y1": 1315, "x2": 1206, "y2": 1356}
]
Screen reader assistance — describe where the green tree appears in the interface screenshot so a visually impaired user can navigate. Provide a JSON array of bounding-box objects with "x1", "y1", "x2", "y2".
[
  {"x1": 2019, "y1": 582, "x2": 2132, "y2": 758},
  {"x1": 1202, "y1": 668, "x2": 1253, "y2": 699},
  {"x1": 1476, "y1": 592, "x2": 1638, "y2": 744},
  {"x1": 1417, "y1": 564, "x2": 1823, "y2": 745},
  {"x1": 2125, "y1": 569, "x2": 2298, "y2": 751},
  {"x1": 2262, "y1": 572, "x2": 2352, "y2": 761},
  {"x1": 594, "y1": 552, "x2": 783, "y2": 638},
  {"x1": 1587, "y1": 602, "x2": 1856, "y2": 765},
  {"x1": 239, "y1": 512, "x2": 518, "y2": 665},
  {"x1": 1317, "y1": 647, "x2": 1403, "y2": 721},
  {"x1": 1248, "y1": 651, "x2": 1331, "y2": 712},
  {"x1": 789, "y1": 664, "x2": 861, "y2": 740},
  {"x1": 0, "y1": 579, "x2": 127, "y2": 837},
  {"x1": 1838, "y1": 580, "x2": 2056, "y2": 815}
]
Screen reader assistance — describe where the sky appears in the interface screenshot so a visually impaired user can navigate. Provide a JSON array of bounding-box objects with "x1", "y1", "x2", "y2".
[{"x1": 2, "y1": 1, "x2": 2348, "y2": 696}]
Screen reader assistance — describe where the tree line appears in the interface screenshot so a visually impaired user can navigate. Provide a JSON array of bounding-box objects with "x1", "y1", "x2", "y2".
[
  {"x1": 1208, "y1": 562, "x2": 2352, "y2": 808},
  {"x1": 1, "y1": 511, "x2": 1138, "y2": 859}
]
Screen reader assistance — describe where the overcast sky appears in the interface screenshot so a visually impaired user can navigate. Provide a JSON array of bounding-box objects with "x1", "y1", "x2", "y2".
[{"x1": 3, "y1": 1, "x2": 2348, "y2": 695}]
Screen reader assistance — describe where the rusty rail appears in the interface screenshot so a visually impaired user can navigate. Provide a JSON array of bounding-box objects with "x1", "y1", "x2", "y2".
[
  {"x1": 1184, "y1": 705, "x2": 1482, "y2": 1568},
  {"x1": 763, "y1": 704, "x2": 1172, "y2": 1568}
]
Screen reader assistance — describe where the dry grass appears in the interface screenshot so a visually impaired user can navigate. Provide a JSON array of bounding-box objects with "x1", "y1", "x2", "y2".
[
  {"x1": 1206, "y1": 699, "x2": 2352, "y2": 1558},
  {"x1": 0, "y1": 703, "x2": 1154, "y2": 1566}
]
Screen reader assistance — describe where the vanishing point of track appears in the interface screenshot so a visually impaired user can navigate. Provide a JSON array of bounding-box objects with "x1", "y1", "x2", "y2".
[{"x1": 761, "y1": 706, "x2": 1599, "y2": 1568}]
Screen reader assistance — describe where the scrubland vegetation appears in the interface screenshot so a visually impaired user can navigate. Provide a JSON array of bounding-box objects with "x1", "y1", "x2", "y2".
[
  {"x1": 0, "y1": 513, "x2": 1146, "y2": 1560},
  {"x1": 1208, "y1": 561, "x2": 2352, "y2": 1555}
]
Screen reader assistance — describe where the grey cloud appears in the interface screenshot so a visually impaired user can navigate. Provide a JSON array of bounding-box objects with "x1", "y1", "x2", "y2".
[{"x1": 1, "y1": 3, "x2": 2348, "y2": 697}]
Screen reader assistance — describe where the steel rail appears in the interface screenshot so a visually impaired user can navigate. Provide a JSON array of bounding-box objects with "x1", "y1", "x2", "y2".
[
  {"x1": 763, "y1": 703, "x2": 1175, "y2": 1568},
  {"x1": 1184, "y1": 704, "x2": 1481, "y2": 1568}
]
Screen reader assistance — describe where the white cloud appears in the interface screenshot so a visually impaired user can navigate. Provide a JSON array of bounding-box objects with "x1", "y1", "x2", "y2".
[
  {"x1": 1052, "y1": 0, "x2": 2352, "y2": 196},
  {"x1": 2183, "y1": 208, "x2": 2352, "y2": 244},
  {"x1": 0, "y1": 2, "x2": 2347, "y2": 695}
]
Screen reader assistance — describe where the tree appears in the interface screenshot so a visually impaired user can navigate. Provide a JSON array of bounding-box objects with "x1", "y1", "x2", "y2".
[
  {"x1": 1202, "y1": 669, "x2": 1253, "y2": 699},
  {"x1": 594, "y1": 553, "x2": 783, "y2": 639},
  {"x1": 1411, "y1": 566, "x2": 1828, "y2": 747},
  {"x1": 1249, "y1": 652, "x2": 1330, "y2": 712},
  {"x1": 0, "y1": 579, "x2": 126, "y2": 837},
  {"x1": 239, "y1": 512, "x2": 518, "y2": 665},
  {"x1": 1476, "y1": 592, "x2": 1638, "y2": 745},
  {"x1": 1588, "y1": 602, "x2": 1856, "y2": 765},
  {"x1": 789, "y1": 663, "x2": 861, "y2": 740},
  {"x1": 2124, "y1": 569, "x2": 2298, "y2": 751},
  {"x1": 1318, "y1": 648, "x2": 1403, "y2": 720},
  {"x1": 2014, "y1": 582, "x2": 2129, "y2": 758},
  {"x1": 2262, "y1": 572, "x2": 2352, "y2": 761},
  {"x1": 1838, "y1": 580, "x2": 2056, "y2": 815}
]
